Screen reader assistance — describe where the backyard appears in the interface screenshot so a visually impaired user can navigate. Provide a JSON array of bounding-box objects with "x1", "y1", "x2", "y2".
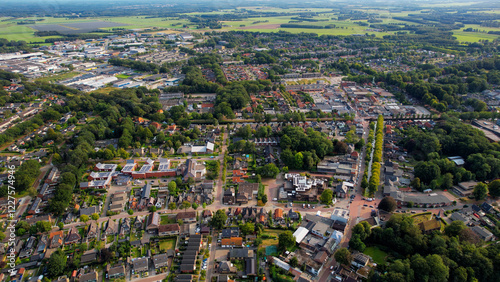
[
  {"x1": 363, "y1": 246, "x2": 388, "y2": 265},
  {"x1": 159, "y1": 238, "x2": 176, "y2": 251},
  {"x1": 160, "y1": 215, "x2": 176, "y2": 225}
]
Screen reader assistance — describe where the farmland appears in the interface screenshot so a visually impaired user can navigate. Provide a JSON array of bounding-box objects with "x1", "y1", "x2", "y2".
[
  {"x1": 1, "y1": 6, "x2": 500, "y2": 43},
  {"x1": 29, "y1": 21, "x2": 128, "y2": 34}
]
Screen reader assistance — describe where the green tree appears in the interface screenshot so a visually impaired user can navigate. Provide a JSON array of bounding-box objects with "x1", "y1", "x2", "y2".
[
  {"x1": 294, "y1": 152, "x2": 303, "y2": 169},
  {"x1": 240, "y1": 222, "x2": 255, "y2": 236},
  {"x1": 257, "y1": 163, "x2": 280, "y2": 178},
  {"x1": 441, "y1": 173, "x2": 454, "y2": 189},
  {"x1": 473, "y1": 182, "x2": 488, "y2": 200},
  {"x1": 47, "y1": 249, "x2": 67, "y2": 278},
  {"x1": 14, "y1": 160, "x2": 41, "y2": 192},
  {"x1": 168, "y1": 181, "x2": 177, "y2": 196},
  {"x1": 488, "y1": 179, "x2": 500, "y2": 198},
  {"x1": 349, "y1": 234, "x2": 366, "y2": 251},
  {"x1": 168, "y1": 202, "x2": 177, "y2": 211},
  {"x1": 211, "y1": 209, "x2": 227, "y2": 230},
  {"x1": 320, "y1": 189, "x2": 333, "y2": 204},
  {"x1": 411, "y1": 177, "x2": 421, "y2": 191},
  {"x1": 103, "y1": 148, "x2": 114, "y2": 160},
  {"x1": 378, "y1": 196, "x2": 397, "y2": 212},
  {"x1": 36, "y1": 221, "x2": 52, "y2": 233},
  {"x1": 334, "y1": 248, "x2": 352, "y2": 265},
  {"x1": 445, "y1": 220, "x2": 467, "y2": 237},
  {"x1": 80, "y1": 214, "x2": 89, "y2": 223},
  {"x1": 91, "y1": 213, "x2": 99, "y2": 220},
  {"x1": 289, "y1": 257, "x2": 298, "y2": 267},
  {"x1": 181, "y1": 200, "x2": 191, "y2": 212},
  {"x1": 278, "y1": 230, "x2": 295, "y2": 252}
]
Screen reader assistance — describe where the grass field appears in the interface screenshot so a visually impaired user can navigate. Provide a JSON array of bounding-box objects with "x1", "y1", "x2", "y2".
[
  {"x1": 35, "y1": 71, "x2": 81, "y2": 83},
  {"x1": 160, "y1": 215, "x2": 175, "y2": 225},
  {"x1": 115, "y1": 74, "x2": 131, "y2": 79},
  {"x1": 90, "y1": 86, "x2": 118, "y2": 95},
  {"x1": 1, "y1": 9, "x2": 499, "y2": 43},
  {"x1": 411, "y1": 213, "x2": 432, "y2": 225},
  {"x1": 364, "y1": 246, "x2": 388, "y2": 264},
  {"x1": 159, "y1": 238, "x2": 176, "y2": 251}
]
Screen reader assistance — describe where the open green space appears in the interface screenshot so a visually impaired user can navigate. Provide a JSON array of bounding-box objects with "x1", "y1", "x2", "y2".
[
  {"x1": 364, "y1": 246, "x2": 388, "y2": 265},
  {"x1": 411, "y1": 213, "x2": 432, "y2": 225},
  {"x1": 160, "y1": 215, "x2": 176, "y2": 225},
  {"x1": 159, "y1": 238, "x2": 176, "y2": 251},
  {"x1": 35, "y1": 71, "x2": 81, "y2": 83},
  {"x1": 1, "y1": 10, "x2": 499, "y2": 43},
  {"x1": 115, "y1": 74, "x2": 131, "y2": 79}
]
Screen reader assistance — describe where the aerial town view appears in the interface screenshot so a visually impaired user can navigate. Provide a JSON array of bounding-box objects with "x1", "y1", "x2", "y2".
[{"x1": 0, "y1": 0, "x2": 500, "y2": 281}]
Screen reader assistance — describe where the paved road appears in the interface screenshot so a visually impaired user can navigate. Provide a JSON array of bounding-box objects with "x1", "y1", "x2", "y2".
[
  {"x1": 317, "y1": 116, "x2": 370, "y2": 282},
  {"x1": 131, "y1": 273, "x2": 167, "y2": 282},
  {"x1": 205, "y1": 232, "x2": 217, "y2": 282}
]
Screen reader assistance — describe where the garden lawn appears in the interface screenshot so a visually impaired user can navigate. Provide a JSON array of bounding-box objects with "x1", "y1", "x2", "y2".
[
  {"x1": 411, "y1": 213, "x2": 432, "y2": 225},
  {"x1": 160, "y1": 215, "x2": 175, "y2": 225},
  {"x1": 364, "y1": 246, "x2": 388, "y2": 265},
  {"x1": 261, "y1": 238, "x2": 278, "y2": 247},
  {"x1": 159, "y1": 238, "x2": 176, "y2": 251}
]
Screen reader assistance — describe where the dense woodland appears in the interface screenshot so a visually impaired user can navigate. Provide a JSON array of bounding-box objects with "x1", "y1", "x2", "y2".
[
  {"x1": 345, "y1": 215, "x2": 500, "y2": 282},
  {"x1": 399, "y1": 116, "x2": 500, "y2": 190}
]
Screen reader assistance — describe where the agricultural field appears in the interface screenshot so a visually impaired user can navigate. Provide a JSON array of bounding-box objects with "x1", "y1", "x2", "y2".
[
  {"x1": 30, "y1": 21, "x2": 128, "y2": 34},
  {"x1": 1, "y1": 7, "x2": 499, "y2": 43}
]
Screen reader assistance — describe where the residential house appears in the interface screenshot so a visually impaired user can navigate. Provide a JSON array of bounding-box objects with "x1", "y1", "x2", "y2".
[
  {"x1": 133, "y1": 257, "x2": 149, "y2": 273},
  {"x1": 80, "y1": 206, "x2": 99, "y2": 217},
  {"x1": 79, "y1": 271, "x2": 98, "y2": 282},
  {"x1": 228, "y1": 248, "x2": 253, "y2": 260},
  {"x1": 153, "y1": 253, "x2": 169, "y2": 269},
  {"x1": 104, "y1": 219, "x2": 118, "y2": 236},
  {"x1": 183, "y1": 159, "x2": 206, "y2": 181},
  {"x1": 274, "y1": 208, "x2": 284, "y2": 221},
  {"x1": 472, "y1": 226, "x2": 494, "y2": 241},
  {"x1": 107, "y1": 264, "x2": 125, "y2": 279},
  {"x1": 134, "y1": 216, "x2": 145, "y2": 229},
  {"x1": 221, "y1": 237, "x2": 243, "y2": 248},
  {"x1": 87, "y1": 222, "x2": 98, "y2": 240},
  {"x1": 146, "y1": 212, "x2": 160, "y2": 233},
  {"x1": 288, "y1": 209, "x2": 299, "y2": 221},
  {"x1": 176, "y1": 211, "x2": 197, "y2": 223},
  {"x1": 65, "y1": 227, "x2": 81, "y2": 245},
  {"x1": 335, "y1": 182, "x2": 349, "y2": 198},
  {"x1": 236, "y1": 182, "x2": 259, "y2": 204},
  {"x1": 158, "y1": 224, "x2": 180, "y2": 236},
  {"x1": 81, "y1": 250, "x2": 98, "y2": 265},
  {"x1": 49, "y1": 230, "x2": 64, "y2": 248},
  {"x1": 202, "y1": 210, "x2": 212, "y2": 218},
  {"x1": 352, "y1": 253, "x2": 370, "y2": 268},
  {"x1": 418, "y1": 219, "x2": 441, "y2": 234},
  {"x1": 218, "y1": 261, "x2": 237, "y2": 274},
  {"x1": 223, "y1": 188, "x2": 235, "y2": 205},
  {"x1": 221, "y1": 227, "x2": 240, "y2": 238},
  {"x1": 120, "y1": 218, "x2": 131, "y2": 236}
]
